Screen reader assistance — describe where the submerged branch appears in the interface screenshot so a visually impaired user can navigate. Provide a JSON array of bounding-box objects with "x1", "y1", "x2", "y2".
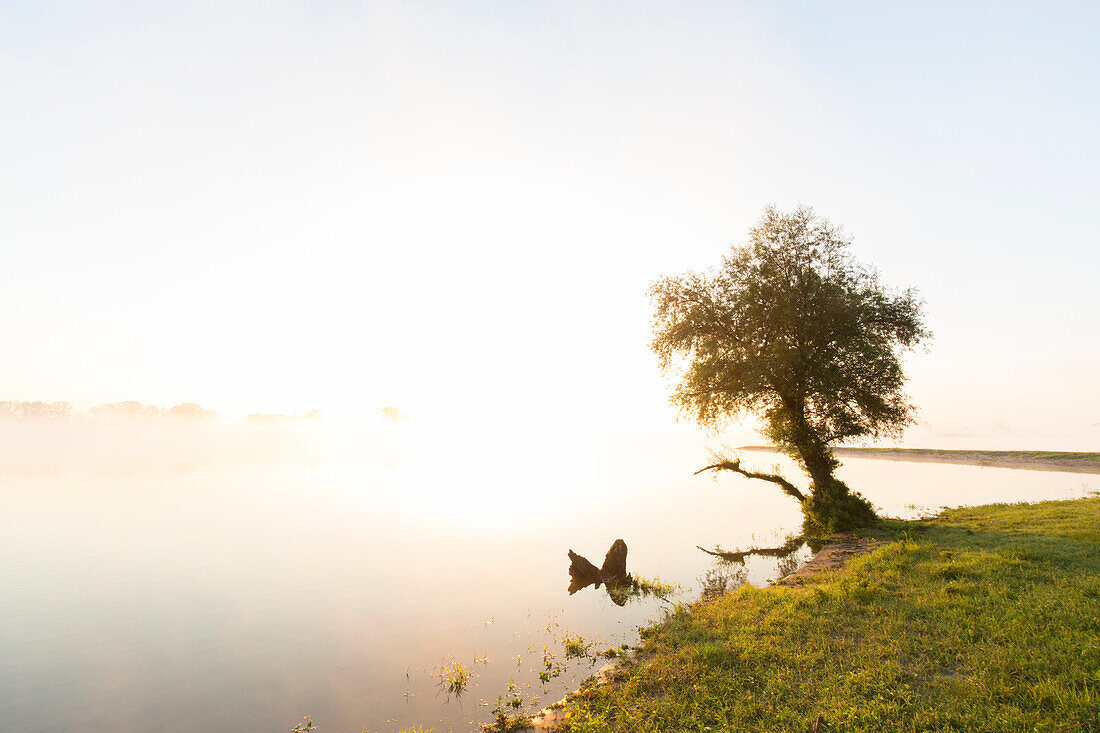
[{"x1": 694, "y1": 458, "x2": 806, "y2": 502}]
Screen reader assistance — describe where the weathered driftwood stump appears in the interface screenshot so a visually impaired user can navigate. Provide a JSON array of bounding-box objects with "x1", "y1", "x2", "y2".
[
  {"x1": 566, "y1": 551, "x2": 602, "y2": 593},
  {"x1": 567, "y1": 539, "x2": 633, "y2": 600},
  {"x1": 601, "y1": 539, "x2": 628, "y2": 581}
]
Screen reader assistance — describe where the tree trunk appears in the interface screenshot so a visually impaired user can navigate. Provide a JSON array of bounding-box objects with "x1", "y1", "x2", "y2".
[
  {"x1": 802, "y1": 445, "x2": 838, "y2": 496},
  {"x1": 784, "y1": 401, "x2": 840, "y2": 498}
]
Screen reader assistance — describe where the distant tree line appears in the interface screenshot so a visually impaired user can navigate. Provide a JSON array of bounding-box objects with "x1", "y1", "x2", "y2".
[
  {"x1": 0, "y1": 400, "x2": 325, "y2": 424},
  {"x1": 0, "y1": 401, "x2": 74, "y2": 420},
  {"x1": 0, "y1": 400, "x2": 218, "y2": 422}
]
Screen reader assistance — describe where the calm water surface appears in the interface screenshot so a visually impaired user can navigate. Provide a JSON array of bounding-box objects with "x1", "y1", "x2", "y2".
[{"x1": 2, "y1": 426, "x2": 1094, "y2": 732}]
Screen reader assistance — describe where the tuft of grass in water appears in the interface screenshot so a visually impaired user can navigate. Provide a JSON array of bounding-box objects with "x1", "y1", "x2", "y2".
[
  {"x1": 435, "y1": 659, "x2": 471, "y2": 695},
  {"x1": 632, "y1": 575, "x2": 680, "y2": 598},
  {"x1": 563, "y1": 633, "x2": 591, "y2": 658},
  {"x1": 482, "y1": 709, "x2": 534, "y2": 733},
  {"x1": 538, "y1": 646, "x2": 562, "y2": 683},
  {"x1": 483, "y1": 679, "x2": 531, "y2": 732},
  {"x1": 563, "y1": 497, "x2": 1100, "y2": 732},
  {"x1": 597, "y1": 645, "x2": 628, "y2": 659},
  {"x1": 504, "y1": 678, "x2": 523, "y2": 709}
]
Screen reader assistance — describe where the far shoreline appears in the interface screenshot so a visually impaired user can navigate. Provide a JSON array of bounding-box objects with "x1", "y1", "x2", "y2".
[{"x1": 740, "y1": 446, "x2": 1100, "y2": 475}]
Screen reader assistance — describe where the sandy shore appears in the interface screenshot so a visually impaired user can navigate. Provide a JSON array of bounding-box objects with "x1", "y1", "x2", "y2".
[{"x1": 773, "y1": 537, "x2": 887, "y2": 587}]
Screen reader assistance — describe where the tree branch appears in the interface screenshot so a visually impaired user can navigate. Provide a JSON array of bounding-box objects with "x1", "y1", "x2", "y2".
[{"x1": 694, "y1": 458, "x2": 806, "y2": 502}]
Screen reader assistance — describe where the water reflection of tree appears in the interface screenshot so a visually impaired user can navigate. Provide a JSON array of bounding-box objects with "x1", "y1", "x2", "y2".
[
  {"x1": 695, "y1": 536, "x2": 813, "y2": 596},
  {"x1": 698, "y1": 561, "x2": 748, "y2": 600},
  {"x1": 773, "y1": 551, "x2": 803, "y2": 581}
]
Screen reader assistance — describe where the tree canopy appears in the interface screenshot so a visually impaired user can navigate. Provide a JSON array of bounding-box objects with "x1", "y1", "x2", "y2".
[{"x1": 651, "y1": 206, "x2": 930, "y2": 531}]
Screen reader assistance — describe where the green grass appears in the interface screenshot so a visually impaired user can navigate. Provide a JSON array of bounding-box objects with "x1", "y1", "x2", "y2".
[{"x1": 562, "y1": 497, "x2": 1100, "y2": 732}]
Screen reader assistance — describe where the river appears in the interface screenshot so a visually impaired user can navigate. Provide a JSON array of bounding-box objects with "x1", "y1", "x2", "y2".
[{"x1": 1, "y1": 424, "x2": 1094, "y2": 732}]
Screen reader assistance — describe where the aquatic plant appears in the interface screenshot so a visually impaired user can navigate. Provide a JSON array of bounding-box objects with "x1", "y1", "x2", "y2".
[
  {"x1": 435, "y1": 659, "x2": 471, "y2": 694},
  {"x1": 481, "y1": 677, "x2": 532, "y2": 732},
  {"x1": 538, "y1": 646, "x2": 562, "y2": 683},
  {"x1": 562, "y1": 633, "x2": 591, "y2": 658},
  {"x1": 504, "y1": 678, "x2": 523, "y2": 709},
  {"x1": 597, "y1": 644, "x2": 628, "y2": 659},
  {"x1": 632, "y1": 575, "x2": 679, "y2": 597},
  {"x1": 483, "y1": 705, "x2": 533, "y2": 733}
]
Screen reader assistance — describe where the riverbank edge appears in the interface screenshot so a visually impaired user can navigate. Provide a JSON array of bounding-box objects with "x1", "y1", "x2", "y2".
[
  {"x1": 518, "y1": 534, "x2": 887, "y2": 731},
  {"x1": 536, "y1": 497, "x2": 1100, "y2": 731},
  {"x1": 740, "y1": 446, "x2": 1100, "y2": 474}
]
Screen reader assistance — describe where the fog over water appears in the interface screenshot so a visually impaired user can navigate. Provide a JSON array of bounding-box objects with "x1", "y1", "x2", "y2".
[{"x1": 1, "y1": 418, "x2": 1094, "y2": 732}]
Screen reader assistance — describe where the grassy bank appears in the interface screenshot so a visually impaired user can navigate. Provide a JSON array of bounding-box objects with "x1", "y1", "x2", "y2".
[
  {"x1": 560, "y1": 498, "x2": 1100, "y2": 731},
  {"x1": 740, "y1": 446, "x2": 1100, "y2": 474}
]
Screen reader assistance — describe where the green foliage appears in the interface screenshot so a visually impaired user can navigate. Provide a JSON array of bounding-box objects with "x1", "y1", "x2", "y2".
[
  {"x1": 651, "y1": 205, "x2": 929, "y2": 529},
  {"x1": 800, "y1": 479, "x2": 878, "y2": 534},
  {"x1": 563, "y1": 497, "x2": 1100, "y2": 731}
]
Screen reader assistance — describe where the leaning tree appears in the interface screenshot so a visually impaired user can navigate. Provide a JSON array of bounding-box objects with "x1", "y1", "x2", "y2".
[{"x1": 651, "y1": 205, "x2": 930, "y2": 532}]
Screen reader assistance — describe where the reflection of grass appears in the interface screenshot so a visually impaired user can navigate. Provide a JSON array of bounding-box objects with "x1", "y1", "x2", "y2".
[{"x1": 563, "y1": 498, "x2": 1100, "y2": 731}]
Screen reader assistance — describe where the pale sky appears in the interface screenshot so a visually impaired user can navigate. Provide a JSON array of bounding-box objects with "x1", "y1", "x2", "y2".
[{"x1": 2, "y1": 1, "x2": 1098, "y2": 449}]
